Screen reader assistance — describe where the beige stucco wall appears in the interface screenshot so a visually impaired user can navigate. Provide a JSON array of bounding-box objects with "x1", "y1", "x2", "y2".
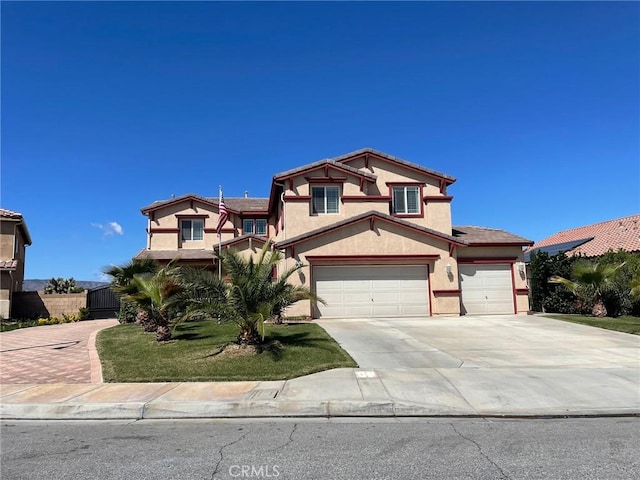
[
  {"x1": 281, "y1": 157, "x2": 453, "y2": 240},
  {"x1": 147, "y1": 199, "x2": 272, "y2": 252},
  {"x1": 278, "y1": 220, "x2": 459, "y2": 318},
  {"x1": 0, "y1": 219, "x2": 29, "y2": 318}
]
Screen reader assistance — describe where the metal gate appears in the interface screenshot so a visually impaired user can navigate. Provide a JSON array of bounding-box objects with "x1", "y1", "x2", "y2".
[{"x1": 87, "y1": 285, "x2": 120, "y2": 319}]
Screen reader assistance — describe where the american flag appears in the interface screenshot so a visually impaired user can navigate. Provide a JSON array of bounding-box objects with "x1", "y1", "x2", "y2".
[{"x1": 216, "y1": 188, "x2": 228, "y2": 236}]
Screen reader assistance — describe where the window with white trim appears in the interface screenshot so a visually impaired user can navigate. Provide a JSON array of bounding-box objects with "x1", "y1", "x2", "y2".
[
  {"x1": 243, "y1": 219, "x2": 268, "y2": 236},
  {"x1": 311, "y1": 186, "x2": 339, "y2": 214},
  {"x1": 181, "y1": 219, "x2": 204, "y2": 241},
  {"x1": 392, "y1": 186, "x2": 420, "y2": 215}
]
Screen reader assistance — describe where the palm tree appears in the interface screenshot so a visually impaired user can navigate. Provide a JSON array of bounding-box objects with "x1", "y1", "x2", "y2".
[
  {"x1": 549, "y1": 261, "x2": 625, "y2": 317},
  {"x1": 125, "y1": 267, "x2": 184, "y2": 341},
  {"x1": 213, "y1": 241, "x2": 322, "y2": 345},
  {"x1": 104, "y1": 258, "x2": 159, "y2": 293},
  {"x1": 104, "y1": 259, "x2": 159, "y2": 323}
]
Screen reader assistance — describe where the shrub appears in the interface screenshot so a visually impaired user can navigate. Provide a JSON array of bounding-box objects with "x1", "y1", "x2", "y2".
[
  {"x1": 530, "y1": 248, "x2": 640, "y2": 317},
  {"x1": 117, "y1": 298, "x2": 139, "y2": 324}
]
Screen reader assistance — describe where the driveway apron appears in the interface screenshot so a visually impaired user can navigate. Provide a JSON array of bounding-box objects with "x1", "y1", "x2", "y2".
[
  {"x1": 0, "y1": 320, "x2": 118, "y2": 384},
  {"x1": 315, "y1": 315, "x2": 640, "y2": 370}
]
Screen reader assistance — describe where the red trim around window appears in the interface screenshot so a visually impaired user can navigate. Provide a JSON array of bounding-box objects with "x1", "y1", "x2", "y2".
[
  {"x1": 341, "y1": 195, "x2": 391, "y2": 202},
  {"x1": 149, "y1": 228, "x2": 180, "y2": 233},
  {"x1": 388, "y1": 184, "x2": 424, "y2": 218},
  {"x1": 203, "y1": 227, "x2": 235, "y2": 234},
  {"x1": 423, "y1": 196, "x2": 453, "y2": 203},
  {"x1": 515, "y1": 288, "x2": 529, "y2": 295},
  {"x1": 176, "y1": 214, "x2": 209, "y2": 219},
  {"x1": 385, "y1": 181, "x2": 426, "y2": 187}
]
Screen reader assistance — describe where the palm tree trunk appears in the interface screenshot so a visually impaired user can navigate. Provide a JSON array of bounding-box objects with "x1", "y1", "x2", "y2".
[{"x1": 592, "y1": 300, "x2": 607, "y2": 318}]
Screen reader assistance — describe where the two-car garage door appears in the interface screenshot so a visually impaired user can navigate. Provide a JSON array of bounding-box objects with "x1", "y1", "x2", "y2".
[{"x1": 314, "y1": 265, "x2": 429, "y2": 318}]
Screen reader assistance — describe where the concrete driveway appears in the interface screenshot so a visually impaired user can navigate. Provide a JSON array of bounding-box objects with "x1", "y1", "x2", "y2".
[
  {"x1": 315, "y1": 315, "x2": 640, "y2": 370},
  {"x1": 311, "y1": 314, "x2": 640, "y2": 415}
]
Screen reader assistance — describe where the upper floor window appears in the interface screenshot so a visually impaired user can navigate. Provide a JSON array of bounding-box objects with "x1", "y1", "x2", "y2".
[
  {"x1": 392, "y1": 186, "x2": 420, "y2": 215},
  {"x1": 243, "y1": 219, "x2": 268, "y2": 236},
  {"x1": 181, "y1": 219, "x2": 203, "y2": 241},
  {"x1": 312, "y1": 186, "x2": 339, "y2": 214}
]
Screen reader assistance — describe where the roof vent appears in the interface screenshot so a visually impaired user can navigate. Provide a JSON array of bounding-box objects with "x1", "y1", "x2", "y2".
[{"x1": 245, "y1": 191, "x2": 249, "y2": 198}]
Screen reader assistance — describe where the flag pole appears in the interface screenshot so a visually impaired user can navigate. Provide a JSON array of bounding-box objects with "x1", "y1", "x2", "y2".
[{"x1": 218, "y1": 185, "x2": 222, "y2": 279}]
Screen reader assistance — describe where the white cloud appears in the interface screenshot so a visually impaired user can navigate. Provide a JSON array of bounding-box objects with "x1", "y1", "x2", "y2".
[{"x1": 92, "y1": 221, "x2": 124, "y2": 236}]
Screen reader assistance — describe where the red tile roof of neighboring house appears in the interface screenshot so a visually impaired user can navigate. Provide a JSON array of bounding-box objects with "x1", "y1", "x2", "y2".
[
  {"x1": 526, "y1": 214, "x2": 640, "y2": 258},
  {"x1": 0, "y1": 259, "x2": 18, "y2": 270}
]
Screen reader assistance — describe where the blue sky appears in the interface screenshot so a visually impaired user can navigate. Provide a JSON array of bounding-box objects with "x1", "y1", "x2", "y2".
[{"x1": 2, "y1": 1, "x2": 638, "y2": 281}]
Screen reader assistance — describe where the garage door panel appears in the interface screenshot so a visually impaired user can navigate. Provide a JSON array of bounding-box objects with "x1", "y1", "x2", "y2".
[
  {"x1": 459, "y1": 264, "x2": 513, "y2": 315},
  {"x1": 343, "y1": 292, "x2": 371, "y2": 302},
  {"x1": 314, "y1": 265, "x2": 429, "y2": 318}
]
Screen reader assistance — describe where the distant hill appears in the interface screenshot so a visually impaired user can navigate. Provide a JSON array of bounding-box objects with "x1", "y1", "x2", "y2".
[{"x1": 23, "y1": 279, "x2": 109, "y2": 292}]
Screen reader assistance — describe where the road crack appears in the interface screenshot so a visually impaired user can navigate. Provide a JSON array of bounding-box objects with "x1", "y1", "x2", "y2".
[
  {"x1": 211, "y1": 430, "x2": 249, "y2": 480},
  {"x1": 450, "y1": 423, "x2": 510, "y2": 480},
  {"x1": 266, "y1": 422, "x2": 298, "y2": 452}
]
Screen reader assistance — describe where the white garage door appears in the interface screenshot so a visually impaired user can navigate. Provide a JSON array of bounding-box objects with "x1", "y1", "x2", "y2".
[
  {"x1": 313, "y1": 265, "x2": 430, "y2": 318},
  {"x1": 459, "y1": 264, "x2": 514, "y2": 315}
]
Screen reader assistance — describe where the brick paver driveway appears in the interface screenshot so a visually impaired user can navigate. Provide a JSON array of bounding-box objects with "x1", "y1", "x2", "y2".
[{"x1": 0, "y1": 320, "x2": 118, "y2": 384}]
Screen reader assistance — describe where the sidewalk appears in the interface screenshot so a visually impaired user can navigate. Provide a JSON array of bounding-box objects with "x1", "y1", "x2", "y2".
[
  {"x1": 1, "y1": 318, "x2": 639, "y2": 420},
  {"x1": 2, "y1": 364, "x2": 639, "y2": 420}
]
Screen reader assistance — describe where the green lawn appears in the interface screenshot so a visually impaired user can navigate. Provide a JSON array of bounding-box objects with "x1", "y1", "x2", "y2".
[
  {"x1": 544, "y1": 314, "x2": 640, "y2": 335},
  {"x1": 96, "y1": 320, "x2": 357, "y2": 382}
]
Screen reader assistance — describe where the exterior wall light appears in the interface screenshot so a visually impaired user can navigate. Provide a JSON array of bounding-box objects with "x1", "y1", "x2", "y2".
[
  {"x1": 517, "y1": 262, "x2": 526, "y2": 273},
  {"x1": 445, "y1": 263, "x2": 452, "y2": 275}
]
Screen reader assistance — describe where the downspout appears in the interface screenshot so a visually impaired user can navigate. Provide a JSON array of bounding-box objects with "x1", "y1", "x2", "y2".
[
  {"x1": 274, "y1": 182, "x2": 287, "y2": 272},
  {"x1": 146, "y1": 216, "x2": 151, "y2": 250}
]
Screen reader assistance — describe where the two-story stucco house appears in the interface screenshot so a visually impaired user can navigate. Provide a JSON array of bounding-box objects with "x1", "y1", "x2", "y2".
[
  {"x1": 135, "y1": 148, "x2": 533, "y2": 318},
  {"x1": 0, "y1": 209, "x2": 32, "y2": 319}
]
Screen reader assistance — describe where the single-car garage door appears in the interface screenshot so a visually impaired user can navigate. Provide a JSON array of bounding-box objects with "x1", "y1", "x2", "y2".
[
  {"x1": 459, "y1": 264, "x2": 514, "y2": 315},
  {"x1": 313, "y1": 265, "x2": 430, "y2": 318}
]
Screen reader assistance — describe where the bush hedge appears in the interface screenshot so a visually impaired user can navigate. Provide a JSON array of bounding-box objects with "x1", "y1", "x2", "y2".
[{"x1": 529, "y1": 249, "x2": 640, "y2": 317}]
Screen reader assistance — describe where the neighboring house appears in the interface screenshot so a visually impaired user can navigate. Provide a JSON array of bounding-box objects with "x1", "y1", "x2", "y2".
[
  {"x1": 0, "y1": 209, "x2": 32, "y2": 319},
  {"x1": 135, "y1": 148, "x2": 532, "y2": 318},
  {"x1": 525, "y1": 214, "x2": 640, "y2": 261}
]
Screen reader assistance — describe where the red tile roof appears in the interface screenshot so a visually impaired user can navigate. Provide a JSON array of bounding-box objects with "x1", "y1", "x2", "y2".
[{"x1": 526, "y1": 214, "x2": 640, "y2": 257}]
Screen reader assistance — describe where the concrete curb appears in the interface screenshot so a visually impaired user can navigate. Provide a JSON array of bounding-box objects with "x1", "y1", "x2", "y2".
[{"x1": 2, "y1": 399, "x2": 638, "y2": 421}]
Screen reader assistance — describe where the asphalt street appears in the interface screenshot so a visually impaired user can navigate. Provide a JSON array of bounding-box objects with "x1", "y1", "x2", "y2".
[{"x1": 2, "y1": 417, "x2": 639, "y2": 480}]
